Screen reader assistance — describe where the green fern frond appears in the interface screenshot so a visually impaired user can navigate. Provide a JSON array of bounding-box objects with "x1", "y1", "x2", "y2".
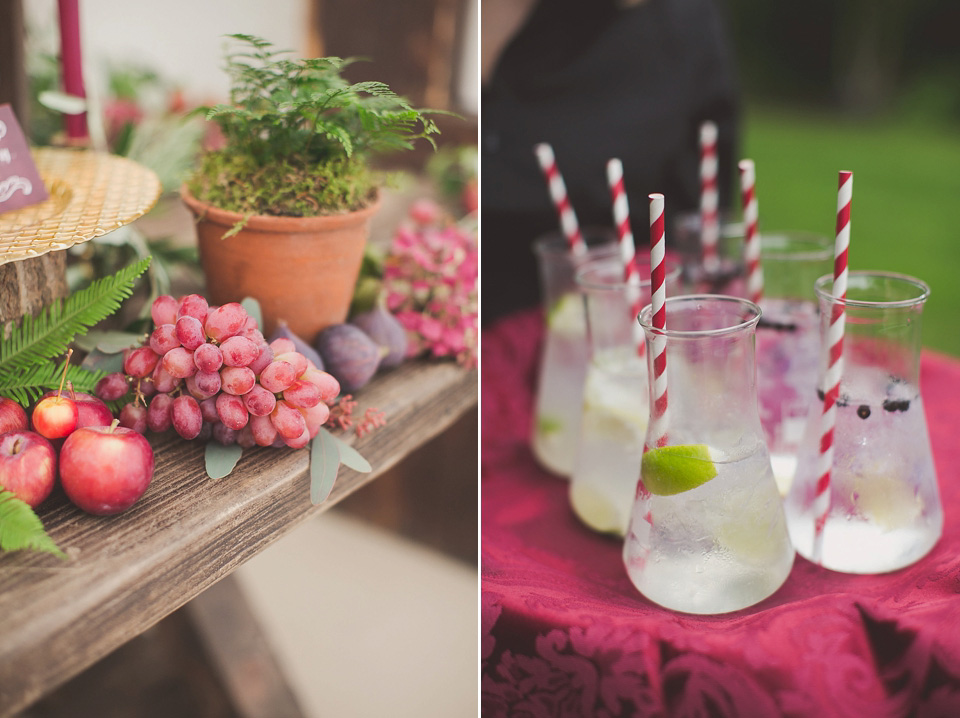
[
  {"x1": 0, "y1": 257, "x2": 151, "y2": 385},
  {"x1": 0, "y1": 362, "x2": 104, "y2": 406},
  {"x1": 0, "y1": 491, "x2": 66, "y2": 558}
]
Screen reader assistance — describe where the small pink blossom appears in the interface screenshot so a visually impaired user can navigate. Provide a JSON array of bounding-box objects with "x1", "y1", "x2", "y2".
[{"x1": 380, "y1": 203, "x2": 478, "y2": 367}]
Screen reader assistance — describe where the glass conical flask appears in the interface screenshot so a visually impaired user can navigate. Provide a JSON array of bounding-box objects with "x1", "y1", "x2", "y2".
[
  {"x1": 623, "y1": 295, "x2": 794, "y2": 614},
  {"x1": 530, "y1": 230, "x2": 618, "y2": 477},
  {"x1": 569, "y1": 256, "x2": 681, "y2": 535},
  {"x1": 784, "y1": 271, "x2": 943, "y2": 573},
  {"x1": 754, "y1": 230, "x2": 833, "y2": 495}
]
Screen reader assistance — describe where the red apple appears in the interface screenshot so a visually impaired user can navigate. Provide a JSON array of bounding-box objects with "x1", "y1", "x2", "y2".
[
  {"x1": 0, "y1": 430, "x2": 57, "y2": 507},
  {"x1": 41, "y1": 389, "x2": 113, "y2": 429},
  {"x1": 32, "y1": 394, "x2": 79, "y2": 439},
  {"x1": 0, "y1": 397, "x2": 29, "y2": 435},
  {"x1": 59, "y1": 422, "x2": 155, "y2": 515}
]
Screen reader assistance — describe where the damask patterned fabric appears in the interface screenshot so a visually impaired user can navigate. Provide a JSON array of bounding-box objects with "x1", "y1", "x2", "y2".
[{"x1": 481, "y1": 309, "x2": 960, "y2": 717}]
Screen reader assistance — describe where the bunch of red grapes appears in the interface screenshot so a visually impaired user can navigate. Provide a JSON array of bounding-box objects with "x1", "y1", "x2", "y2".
[{"x1": 95, "y1": 294, "x2": 340, "y2": 449}]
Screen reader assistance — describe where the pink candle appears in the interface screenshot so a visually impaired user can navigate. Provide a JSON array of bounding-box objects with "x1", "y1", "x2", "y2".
[{"x1": 58, "y1": 0, "x2": 88, "y2": 141}]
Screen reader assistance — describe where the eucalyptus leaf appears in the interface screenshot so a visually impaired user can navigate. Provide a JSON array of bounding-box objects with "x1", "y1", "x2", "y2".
[
  {"x1": 38, "y1": 90, "x2": 87, "y2": 115},
  {"x1": 328, "y1": 433, "x2": 372, "y2": 473},
  {"x1": 80, "y1": 349, "x2": 125, "y2": 374},
  {"x1": 241, "y1": 297, "x2": 263, "y2": 330},
  {"x1": 205, "y1": 442, "x2": 244, "y2": 479},
  {"x1": 93, "y1": 330, "x2": 145, "y2": 354},
  {"x1": 310, "y1": 429, "x2": 341, "y2": 505}
]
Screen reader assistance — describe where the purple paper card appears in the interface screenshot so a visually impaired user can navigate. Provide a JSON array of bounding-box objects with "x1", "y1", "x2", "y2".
[{"x1": 0, "y1": 104, "x2": 49, "y2": 215}]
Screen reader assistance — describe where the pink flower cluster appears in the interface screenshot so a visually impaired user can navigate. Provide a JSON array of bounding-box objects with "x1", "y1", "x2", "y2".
[{"x1": 383, "y1": 201, "x2": 478, "y2": 368}]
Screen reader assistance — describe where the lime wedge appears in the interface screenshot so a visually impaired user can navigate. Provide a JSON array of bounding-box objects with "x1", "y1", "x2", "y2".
[
  {"x1": 546, "y1": 293, "x2": 585, "y2": 334},
  {"x1": 536, "y1": 415, "x2": 563, "y2": 436},
  {"x1": 641, "y1": 444, "x2": 718, "y2": 496}
]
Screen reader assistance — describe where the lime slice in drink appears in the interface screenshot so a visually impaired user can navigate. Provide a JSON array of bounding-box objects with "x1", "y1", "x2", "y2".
[
  {"x1": 537, "y1": 415, "x2": 563, "y2": 436},
  {"x1": 641, "y1": 444, "x2": 718, "y2": 496},
  {"x1": 546, "y1": 293, "x2": 585, "y2": 335}
]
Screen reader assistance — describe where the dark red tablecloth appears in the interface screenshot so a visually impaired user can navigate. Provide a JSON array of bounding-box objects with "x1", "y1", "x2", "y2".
[{"x1": 481, "y1": 309, "x2": 960, "y2": 718}]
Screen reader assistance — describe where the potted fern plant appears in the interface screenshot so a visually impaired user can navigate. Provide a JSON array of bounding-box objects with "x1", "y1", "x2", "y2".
[{"x1": 180, "y1": 34, "x2": 441, "y2": 340}]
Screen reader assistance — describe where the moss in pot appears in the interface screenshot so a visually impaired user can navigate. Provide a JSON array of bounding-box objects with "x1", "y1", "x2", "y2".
[{"x1": 181, "y1": 33, "x2": 442, "y2": 340}]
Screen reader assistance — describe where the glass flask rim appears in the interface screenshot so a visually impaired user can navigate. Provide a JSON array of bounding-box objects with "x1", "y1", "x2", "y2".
[
  {"x1": 814, "y1": 270, "x2": 931, "y2": 309},
  {"x1": 760, "y1": 230, "x2": 833, "y2": 261},
  {"x1": 673, "y1": 209, "x2": 745, "y2": 239},
  {"x1": 575, "y1": 256, "x2": 682, "y2": 293},
  {"x1": 532, "y1": 227, "x2": 619, "y2": 258},
  {"x1": 637, "y1": 294, "x2": 762, "y2": 338}
]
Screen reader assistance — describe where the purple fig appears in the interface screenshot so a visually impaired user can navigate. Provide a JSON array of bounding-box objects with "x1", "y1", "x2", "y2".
[
  {"x1": 350, "y1": 305, "x2": 408, "y2": 369},
  {"x1": 314, "y1": 324, "x2": 383, "y2": 392},
  {"x1": 270, "y1": 320, "x2": 324, "y2": 371}
]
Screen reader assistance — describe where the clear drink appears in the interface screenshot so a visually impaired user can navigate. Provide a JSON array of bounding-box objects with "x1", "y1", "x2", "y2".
[
  {"x1": 786, "y1": 369, "x2": 941, "y2": 572},
  {"x1": 531, "y1": 293, "x2": 591, "y2": 475},
  {"x1": 754, "y1": 231, "x2": 832, "y2": 495},
  {"x1": 624, "y1": 295, "x2": 793, "y2": 614},
  {"x1": 568, "y1": 256, "x2": 680, "y2": 535},
  {"x1": 671, "y1": 211, "x2": 746, "y2": 296},
  {"x1": 569, "y1": 347, "x2": 648, "y2": 534},
  {"x1": 785, "y1": 271, "x2": 942, "y2": 573},
  {"x1": 756, "y1": 298, "x2": 820, "y2": 492},
  {"x1": 624, "y1": 439, "x2": 794, "y2": 615},
  {"x1": 530, "y1": 231, "x2": 618, "y2": 477}
]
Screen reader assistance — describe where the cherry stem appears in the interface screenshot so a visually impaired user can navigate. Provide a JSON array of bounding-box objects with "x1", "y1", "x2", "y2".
[{"x1": 57, "y1": 349, "x2": 73, "y2": 399}]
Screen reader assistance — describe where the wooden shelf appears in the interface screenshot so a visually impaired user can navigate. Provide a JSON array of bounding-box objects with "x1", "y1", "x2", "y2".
[{"x1": 0, "y1": 359, "x2": 477, "y2": 717}]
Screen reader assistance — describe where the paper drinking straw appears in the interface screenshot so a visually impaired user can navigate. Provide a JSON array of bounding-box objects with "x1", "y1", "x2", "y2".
[
  {"x1": 812, "y1": 170, "x2": 853, "y2": 564},
  {"x1": 534, "y1": 143, "x2": 587, "y2": 256},
  {"x1": 648, "y1": 193, "x2": 669, "y2": 449},
  {"x1": 739, "y1": 159, "x2": 763, "y2": 305},
  {"x1": 606, "y1": 159, "x2": 645, "y2": 356},
  {"x1": 699, "y1": 121, "x2": 720, "y2": 272}
]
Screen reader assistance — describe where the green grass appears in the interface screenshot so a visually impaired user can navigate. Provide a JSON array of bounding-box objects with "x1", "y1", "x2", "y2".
[{"x1": 742, "y1": 105, "x2": 960, "y2": 356}]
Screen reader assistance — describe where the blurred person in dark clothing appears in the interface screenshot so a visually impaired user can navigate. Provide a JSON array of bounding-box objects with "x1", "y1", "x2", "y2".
[{"x1": 482, "y1": 0, "x2": 741, "y2": 324}]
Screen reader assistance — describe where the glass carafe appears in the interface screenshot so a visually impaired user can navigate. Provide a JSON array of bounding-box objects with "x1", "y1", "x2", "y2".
[
  {"x1": 755, "y1": 231, "x2": 833, "y2": 495},
  {"x1": 530, "y1": 230, "x2": 618, "y2": 477},
  {"x1": 672, "y1": 211, "x2": 745, "y2": 296},
  {"x1": 569, "y1": 256, "x2": 681, "y2": 535},
  {"x1": 624, "y1": 295, "x2": 794, "y2": 614},
  {"x1": 784, "y1": 271, "x2": 942, "y2": 573}
]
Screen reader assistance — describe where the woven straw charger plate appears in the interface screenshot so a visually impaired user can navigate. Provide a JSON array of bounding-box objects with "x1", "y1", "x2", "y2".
[{"x1": 0, "y1": 147, "x2": 162, "y2": 266}]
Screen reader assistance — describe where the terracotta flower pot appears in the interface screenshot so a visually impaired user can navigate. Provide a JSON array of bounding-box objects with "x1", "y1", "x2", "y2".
[{"x1": 180, "y1": 186, "x2": 379, "y2": 342}]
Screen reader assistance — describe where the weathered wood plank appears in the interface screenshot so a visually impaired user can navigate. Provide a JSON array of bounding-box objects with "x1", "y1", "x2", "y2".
[
  {"x1": 185, "y1": 574, "x2": 306, "y2": 718},
  {"x1": 0, "y1": 360, "x2": 477, "y2": 717}
]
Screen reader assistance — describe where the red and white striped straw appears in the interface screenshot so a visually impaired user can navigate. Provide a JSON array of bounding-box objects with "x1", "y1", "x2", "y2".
[
  {"x1": 739, "y1": 159, "x2": 763, "y2": 305},
  {"x1": 648, "y1": 193, "x2": 669, "y2": 449},
  {"x1": 699, "y1": 121, "x2": 720, "y2": 272},
  {"x1": 812, "y1": 170, "x2": 853, "y2": 564},
  {"x1": 535, "y1": 143, "x2": 587, "y2": 256},
  {"x1": 606, "y1": 159, "x2": 645, "y2": 355}
]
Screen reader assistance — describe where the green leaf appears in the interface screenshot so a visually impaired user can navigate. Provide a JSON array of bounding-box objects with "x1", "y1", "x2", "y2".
[
  {"x1": 310, "y1": 428, "x2": 341, "y2": 504},
  {"x1": 205, "y1": 442, "x2": 244, "y2": 479},
  {"x1": 0, "y1": 257, "x2": 151, "y2": 383},
  {"x1": 328, "y1": 432, "x2": 371, "y2": 473},
  {"x1": 0, "y1": 491, "x2": 66, "y2": 558},
  {"x1": 80, "y1": 349, "x2": 125, "y2": 374},
  {"x1": 240, "y1": 296, "x2": 263, "y2": 331},
  {"x1": 74, "y1": 330, "x2": 145, "y2": 354},
  {"x1": 0, "y1": 362, "x2": 103, "y2": 406}
]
